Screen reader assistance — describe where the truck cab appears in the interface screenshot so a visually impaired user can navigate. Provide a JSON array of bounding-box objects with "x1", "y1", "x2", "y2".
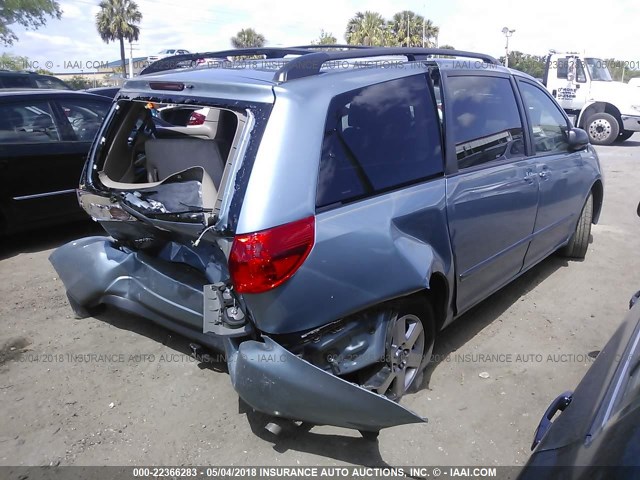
[{"x1": 543, "y1": 52, "x2": 640, "y2": 144}]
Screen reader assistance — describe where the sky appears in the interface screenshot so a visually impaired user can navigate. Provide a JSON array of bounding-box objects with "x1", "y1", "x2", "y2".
[{"x1": 2, "y1": 0, "x2": 639, "y2": 73}]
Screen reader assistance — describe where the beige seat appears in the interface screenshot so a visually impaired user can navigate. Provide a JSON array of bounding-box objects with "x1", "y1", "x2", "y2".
[{"x1": 145, "y1": 138, "x2": 225, "y2": 188}]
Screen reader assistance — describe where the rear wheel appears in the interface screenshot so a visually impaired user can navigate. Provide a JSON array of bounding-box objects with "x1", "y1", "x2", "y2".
[
  {"x1": 615, "y1": 130, "x2": 635, "y2": 143},
  {"x1": 363, "y1": 301, "x2": 436, "y2": 401},
  {"x1": 586, "y1": 113, "x2": 619, "y2": 145},
  {"x1": 561, "y1": 193, "x2": 593, "y2": 259}
]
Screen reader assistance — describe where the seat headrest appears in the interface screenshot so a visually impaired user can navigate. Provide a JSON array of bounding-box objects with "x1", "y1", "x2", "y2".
[{"x1": 32, "y1": 114, "x2": 54, "y2": 129}]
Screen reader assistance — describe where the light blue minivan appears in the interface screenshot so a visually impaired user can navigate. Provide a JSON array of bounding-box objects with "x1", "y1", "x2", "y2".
[{"x1": 51, "y1": 46, "x2": 602, "y2": 437}]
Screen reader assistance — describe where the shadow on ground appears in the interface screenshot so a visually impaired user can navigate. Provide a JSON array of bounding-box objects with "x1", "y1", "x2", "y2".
[
  {"x1": 94, "y1": 306, "x2": 228, "y2": 374},
  {"x1": 608, "y1": 139, "x2": 640, "y2": 148},
  {"x1": 0, "y1": 220, "x2": 104, "y2": 261},
  {"x1": 241, "y1": 400, "x2": 392, "y2": 467}
]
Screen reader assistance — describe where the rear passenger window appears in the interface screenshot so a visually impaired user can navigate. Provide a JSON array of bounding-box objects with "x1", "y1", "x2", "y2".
[
  {"x1": 0, "y1": 101, "x2": 60, "y2": 143},
  {"x1": 1, "y1": 76, "x2": 33, "y2": 88},
  {"x1": 448, "y1": 76, "x2": 525, "y2": 169},
  {"x1": 35, "y1": 76, "x2": 71, "y2": 90},
  {"x1": 317, "y1": 75, "x2": 443, "y2": 208}
]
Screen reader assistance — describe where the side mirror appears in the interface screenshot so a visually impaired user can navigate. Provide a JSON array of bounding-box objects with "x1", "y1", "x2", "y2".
[{"x1": 568, "y1": 128, "x2": 589, "y2": 150}]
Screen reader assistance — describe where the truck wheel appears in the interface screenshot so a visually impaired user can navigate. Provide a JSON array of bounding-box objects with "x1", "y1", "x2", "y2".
[
  {"x1": 586, "y1": 113, "x2": 619, "y2": 145},
  {"x1": 365, "y1": 301, "x2": 436, "y2": 402},
  {"x1": 615, "y1": 130, "x2": 634, "y2": 143},
  {"x1": 561, "y1": 193, "x2": 593, "y2": 259}
]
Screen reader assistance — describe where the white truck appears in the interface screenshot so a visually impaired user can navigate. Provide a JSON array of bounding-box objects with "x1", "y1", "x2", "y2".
[{"x1": 542, "y1": 52, "x2": 640, "y2": 145}]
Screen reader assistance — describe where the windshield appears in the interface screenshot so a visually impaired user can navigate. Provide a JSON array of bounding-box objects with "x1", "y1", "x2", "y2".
[{"x1": 585, "y1": 58, "x2": 612, "y2": 82}]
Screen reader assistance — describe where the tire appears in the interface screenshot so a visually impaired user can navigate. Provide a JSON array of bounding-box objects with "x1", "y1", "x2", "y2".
[
  {"x1": 363, "y1": 300, "x2": 436, "y2": 401},
  {"x1": 561, "y1": 193, "x2": 593, "y2": 259},
  {"x1": 615, "y1": 130, "x2": 635, "y2": 143},
  {"x1": 586, "y1": 113, "x2": 619, "y2": 145}
]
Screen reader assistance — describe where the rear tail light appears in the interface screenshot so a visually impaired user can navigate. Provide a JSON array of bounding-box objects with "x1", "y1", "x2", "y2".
[
  {"x1": 187, "y1": 112, "x2": 206, "y2": 125},
  {"x1": 229, "y1": 216, "x2": 315, "y2": 294}
]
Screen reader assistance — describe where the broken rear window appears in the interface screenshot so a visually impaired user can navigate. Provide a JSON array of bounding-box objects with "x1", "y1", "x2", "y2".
[{"x1": 93, "y1": 100, "x2": 246, "y2": 221}]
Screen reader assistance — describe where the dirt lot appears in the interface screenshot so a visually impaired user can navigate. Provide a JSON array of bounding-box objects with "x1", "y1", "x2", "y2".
[{"x1": 1, "y1": 139, "x2": 639, "y2": 468}]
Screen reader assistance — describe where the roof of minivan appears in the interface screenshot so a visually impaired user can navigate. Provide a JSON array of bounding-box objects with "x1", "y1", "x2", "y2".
[
  {"x1": 133, "y1": 53, "x2": 528, "y2": 82},
  {"x1": 0, "y1": 89, "x2": 111, "y2": 98},
  {"x1": 119, "y1": 50, "x2": 536, "y2": 102}
]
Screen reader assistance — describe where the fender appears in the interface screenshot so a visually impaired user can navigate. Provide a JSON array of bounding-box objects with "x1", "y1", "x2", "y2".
[{"x1": 576, "y1": 100, "x2": 601, "y2": 128}]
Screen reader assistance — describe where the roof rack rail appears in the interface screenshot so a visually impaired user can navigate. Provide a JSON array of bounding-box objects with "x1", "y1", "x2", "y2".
[
  {"x1": 139, "y1": 47, "x2": 316, "y2": 76},
  {"x1": 274, "y1": 47, "x2": 501, "y2": 82},
  {"x1": 288, "y1": 44, "x2": 373, "y2": 50}
]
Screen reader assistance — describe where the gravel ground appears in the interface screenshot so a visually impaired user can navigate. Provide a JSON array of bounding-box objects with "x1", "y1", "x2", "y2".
[{"x1": 1, "y1": 139, "x2": 639, "y2": 467}]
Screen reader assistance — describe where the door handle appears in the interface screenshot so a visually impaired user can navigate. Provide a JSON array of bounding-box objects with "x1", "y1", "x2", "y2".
[{"x1": 524, "y1": 170, "x2": 536, "y2": 183}]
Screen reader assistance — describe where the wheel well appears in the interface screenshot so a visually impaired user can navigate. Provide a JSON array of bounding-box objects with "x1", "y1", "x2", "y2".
[
  {"x1": 579, "y1": 102, "x2": 622, "y2": 130},
  {"x1": 591, "y1": 180, "x2": 604, "y2": 224},
  {"x1": 401, "y1": 273, "x2": 449, "y2": 333}
]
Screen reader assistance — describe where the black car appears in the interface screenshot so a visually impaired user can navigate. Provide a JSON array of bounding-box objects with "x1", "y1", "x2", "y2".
[
  {"x1": 519, "y1": 205, "x2": 640, "y2": 478},
  {"x1": 0, "y1": 90, "x2": 112, "y2": 235},
  {"x1": 85, "y1": 87, "x2": 120, "y2": 99},
  {"x1": 0, "y1": 70, "x2": 72, "y2": 90}
]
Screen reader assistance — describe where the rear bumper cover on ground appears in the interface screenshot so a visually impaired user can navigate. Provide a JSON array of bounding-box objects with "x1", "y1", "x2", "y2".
[
  {"x1": 50, "y1": 236, "x2": 426, "y2": 431},
  {"x1": 226, "y1": 336, "x2": 425, "y2": 431}
]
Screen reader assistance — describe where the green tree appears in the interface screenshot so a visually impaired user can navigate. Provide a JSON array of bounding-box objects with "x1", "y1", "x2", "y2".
[
  {"x1": 0, "y1": 52, "x2": 30, "y2": 70},
  {"x1": 345, "y1": 11, "x2": 386, "y2": 46},
  {"x1": 499, "y1": 51, "x2": 545, "y2": 78},
  {"x1": 603, "y1": 58, "x2": 640, "y2": 82},
  {"x1": 67, "y1": 75, "x2": 91, "y2": 89},
  {"x1": 1, "y1": 0, "x2": 62, "y2": 46},
  {"x1": 230, "y1": 28, "x2": 266, "y2": 48},
  {"x1": 0, "y1": 53, "x2": 54, "y2": 72},
  {"x1": 388, "y1": 11, "x2": 438, "y2": 47},
  {"x1": 627, "y1": 71, "x2": 640, "y2": 83},
  {"x1": 312, "y1": 30, "x2": 337, "y2": 45},
  {"x1": 434, "y1": 45, "x2": 456, "y2": 58},
  {"x1": 95, "y1": 0, "x2": 142, "y2": 77}
]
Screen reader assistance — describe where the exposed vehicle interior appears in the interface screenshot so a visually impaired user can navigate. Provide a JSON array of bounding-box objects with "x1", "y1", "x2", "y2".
[{"x1": 98, "y1": 101, "x2": 244, "y2": 216}]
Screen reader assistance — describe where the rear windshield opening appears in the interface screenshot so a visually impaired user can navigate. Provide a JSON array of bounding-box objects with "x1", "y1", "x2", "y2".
[{"x1": 97, "y1": 100, "x2": 246, "y2": 219}]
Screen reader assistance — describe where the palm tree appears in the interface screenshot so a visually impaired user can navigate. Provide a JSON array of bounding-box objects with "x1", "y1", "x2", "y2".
[
  {"x1": 389, "y1": 11, "x2": 439, "y2": 47},
  {"x1": 344, "y1": 11, "x2": 386, "y2": 46},
  {"x1": 422, "y1": 18, "x2": 439, "y2": 48},
  {"x1": 312, "y1": 30, "x2": 338, "y2": 45},
  {"x1": 95, "y1": 0, "x2": 142, "y2": 78},
  {"x1": 230, "y1": 28, "x2": 266, "y2": 48},
  {"x1": 389, "y1": 11, "x2": 419, "y2": 47}
]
